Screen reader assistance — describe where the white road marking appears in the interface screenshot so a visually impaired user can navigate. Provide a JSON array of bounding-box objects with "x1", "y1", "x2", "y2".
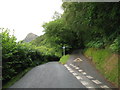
[
  {"x1": 65, "y1": 66, "x2": 69, "y2": 68},
  {"x1": 75, "y1": 76, "x2": 82, "y2": 80},
  {"x1": 72, "y1": 73, "x2": 78, "y2": 76},
  {"x1": 67, "y1": 67, "x2": 71, "y2": 69},
  {"x1": 68, "y1": 69, "x2": 72, "y2": 71},
  {"x1": 75, "y1": 67, "x2": 79, "y2": 69},
  {"x1": 74, "y1": 58, "x2": 83, "y2": 62},
  {"x1": 100, "y1": 85, "x2": 109, "y2": 88},
  {"x1": 64, "y1": 65, "x2": 72, "y2": 71},
  {"x1": 82, "y1": 72, "x2": 87, "y2": 75},
  {"x1": 80, "y1": 58, "x2": 83, "y2": 61},
  {"x1": 65, "y1": 64, "x2": 109, "y2": 89},
  {"x1": 87, "y1": 86, "x2": 94, "y2": 88},
  {"x1": 65, "y1": 65, "x2": 68, "y2": 67},
  {"x1": 78, "y1": 69, "x2": 83, "y2": 72},
  {"x1": 64, "y1": 64, "x2": 67, "y2": 67},
  {"x1": 70, "y1": 64, "x2": 73, "y2": 66},
  {"x1": 81, "y1": 81, "x2": 89, "y2": 86},
  {"x1": 65, "y1": 64, "x2": 100, "y2": 89},
  {"x1": 64, "y1": 65, "x2": 75, "y2": 73},
  {"x1": 69, "y1": 70, "x2": 74, "y2": 73},
  {"x1": 92, "y1": 80, "x2": 102, "y2": 84},
  {"x1": 66, "y1": 67, "x2": 70, "y2": 69},
  {"x1": 86, "y1": 75, "x2": 93, "y2": 79},
  {"x1": 80, "y1": 81, "x2": 96, "y2": 88}
]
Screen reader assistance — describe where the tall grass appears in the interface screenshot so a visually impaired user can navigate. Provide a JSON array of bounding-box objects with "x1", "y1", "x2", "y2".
[{"x1": 84, "y1": 48, "x2": 119, "y2": 87}]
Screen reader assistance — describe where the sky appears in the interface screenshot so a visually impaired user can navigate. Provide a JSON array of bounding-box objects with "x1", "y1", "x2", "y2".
[{"x1": 0, "y1": 0, "x2": 63, "y2": 41}]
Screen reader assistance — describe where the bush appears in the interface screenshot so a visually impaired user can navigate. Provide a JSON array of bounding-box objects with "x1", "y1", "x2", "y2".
[
  {"x1": 1, "y1": 29, "x2": 43, "y2": 85},
  {"x1": 1, "y1": 29, "x2": 60, "y2": 85},
  {"x1": 59, "y1": 55, "x2": 70, "y2": 64},
  {"x1": 109, "y1": 36, "x2": 120, "y2": 53},
  {"x1": 86, "y1": 40, "x2": 104, "y2": 48}
]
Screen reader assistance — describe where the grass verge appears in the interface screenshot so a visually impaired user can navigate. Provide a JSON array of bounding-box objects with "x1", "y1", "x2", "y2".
[
  {"x1": 3, "y1": 67, "x2": 33, "y2": 88},
  {"x1": 84, "y1": 48, "x2": 119, "y2": 87},
  {"x1": 59, "y1": 55, "x2": 70, "y2": 64}
]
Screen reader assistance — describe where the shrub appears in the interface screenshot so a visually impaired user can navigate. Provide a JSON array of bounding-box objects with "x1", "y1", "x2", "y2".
[
  {"x1": 86, "y1": 40, "x2": 104, "y2": 48},
  {"x1": 1, "y1": 29, "x2": 43, "y2": 85},
  {"x1": 59, "y1": 55, "x2": 70, "y2": 64},
  {"x1": 109, "y1": 36, "x2": 120, "y2": 53}
]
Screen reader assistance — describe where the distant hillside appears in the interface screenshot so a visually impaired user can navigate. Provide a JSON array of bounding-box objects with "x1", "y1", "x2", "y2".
[
  {"x1": 31, "y1": 35, "x2": 46, "y2": 46},
  {"x1": 24, "y1": 33, "x2": 38, "y2": 42}
]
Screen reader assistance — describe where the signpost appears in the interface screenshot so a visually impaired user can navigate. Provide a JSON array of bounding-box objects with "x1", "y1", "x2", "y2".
[{"x1": 62, "y1": 46, "x2": 65, "y2": 56}]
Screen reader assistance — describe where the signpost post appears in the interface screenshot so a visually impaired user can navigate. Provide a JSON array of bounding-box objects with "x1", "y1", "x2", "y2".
[{"x1": 62, "y1": 46, "x2": 65, "y2": 56}]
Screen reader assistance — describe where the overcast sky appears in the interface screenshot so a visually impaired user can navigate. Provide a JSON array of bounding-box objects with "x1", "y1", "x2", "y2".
[{"x1": 0, "y1": 0, "x2": 63, "y2": 41}]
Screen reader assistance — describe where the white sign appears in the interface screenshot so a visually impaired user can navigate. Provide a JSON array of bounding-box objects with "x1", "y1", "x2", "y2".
[{"x1": 63, "y1": 46, "x2": 65, "y2": 49}]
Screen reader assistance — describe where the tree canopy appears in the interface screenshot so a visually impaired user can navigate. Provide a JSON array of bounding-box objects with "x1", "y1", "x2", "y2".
[{"x1": 41, "y1": 2, "x2": 120, "y2": 53}]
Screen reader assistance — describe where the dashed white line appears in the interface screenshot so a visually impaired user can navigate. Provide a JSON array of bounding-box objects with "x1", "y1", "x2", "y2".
[
  {"x1": 69, "y1": 70, "x2": 74, "y2": 73},
  {"x1": 67, "y1": 68, "x2": 71, "y2": 71},
  {"x1": 65, "y1": 64, "x2": 109, "y2": 89},
  {"x1": 66, "y1": 67, "x2": 69, "y2": 69},
  {"x1": 82, "y1": 72, "x2": 87, "y2": 75},
  {"x1": 70, "y1": 64, "x2": 73, "y2": 66},
  {"x1": 68, "y1": 69, "x2": 73, "y2": 72},
  {"x1": 86, "y1": 75, "x2": 93, "y2": 79},
  {"x1": 75, "y1": 67, "x2": 79, "y2": 69},
  {"x1": 64, "y1": 64, "x2": 67, "y2": 67},
  {"x1": 80, "y1": 81, "x2": 96, "y2": 88},
  {"x1": 65, "y1": 65, "x2": 68, "y2": 67},
  {"x1": 100, "y1": 85, "x2": 109, "y2": 88},
  {"x1": 72, "y1": 73, "x2": 78, "y2": 76},
  {"x1": 92, "y1": 80, "x2": 102, "y2": 84},
  {"x1": 87, "y1": 86, "x2": 94, "y2": 88},
  {"x1": 81, "y1": 81, "x2": 89, "y2": 86},
  {"x1": 75, "y1": 76, "x2": 82, "y2": 80},
  {"x1": 78, "y1": 69, "x2": 83, "y2": 72},
  {"x1": 66, "y1": 67, "x2": 70, "y2": 69}
]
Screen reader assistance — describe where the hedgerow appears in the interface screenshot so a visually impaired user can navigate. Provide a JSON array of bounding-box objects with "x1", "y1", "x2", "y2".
[{"x1": 1, "y1": 29, "x2": 59, "y2": 85}]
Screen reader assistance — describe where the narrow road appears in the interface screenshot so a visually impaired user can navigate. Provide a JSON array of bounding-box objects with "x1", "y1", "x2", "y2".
[
  {"x1": 66, "y1": 51, "x2": 115, "y2": 89},
  {"x1": 10, "y1": 52, "x2": 115, "y2": 89},
  {"x1": 10, "y1": 62, "x2": 85, "y2": 88}
]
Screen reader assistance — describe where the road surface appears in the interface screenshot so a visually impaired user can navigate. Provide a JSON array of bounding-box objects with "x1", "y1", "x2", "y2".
[
  {"x1": 10, "y1": 62, "x2": 85, "y2": 88},
  {"x1": 10, "y1": 52, "x2": 115, "y2": 89}
]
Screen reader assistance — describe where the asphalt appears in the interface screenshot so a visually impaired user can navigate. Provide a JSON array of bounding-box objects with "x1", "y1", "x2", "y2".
[
  {"x1": 10, "y1": 51, "x2": 116, "y2": 89},
  {"x1": 10, "y1": 62, "x2": 85, "y2": 88},
  {"x1": 67, "y1": 50, "x2": 115, "y2": 88}
]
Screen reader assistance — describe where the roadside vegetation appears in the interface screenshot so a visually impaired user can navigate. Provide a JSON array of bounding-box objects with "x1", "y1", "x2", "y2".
[
  {"x1": 59, "y1": 55, "x2": 70, "y2": 64},
  {"x1": 3, "y1": 67, "x2": 32, "y2": 88},
  {"x1": 39, "y1": 2, "x2": 119, "y2": 86},
  {"x1": 1, "y1": 2, "x2": 120, "y2": 88},
  {"x1": 84, "y1": 48, "x2": 119, "y2": 86},
  {"x1": 1, "y1": 29, "x2": 60, "y2": 87}
]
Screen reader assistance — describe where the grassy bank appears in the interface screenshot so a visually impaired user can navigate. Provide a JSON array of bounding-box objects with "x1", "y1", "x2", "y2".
[
  {"x1": 84, "y1": 48, "x2": 119, "y2": 87},
  {"x1": 59, "y1": 55, "x2": 70, "y2": 64},
  {"x1": 3, "y1": 67, "x2": 33, "y2": 88}
]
